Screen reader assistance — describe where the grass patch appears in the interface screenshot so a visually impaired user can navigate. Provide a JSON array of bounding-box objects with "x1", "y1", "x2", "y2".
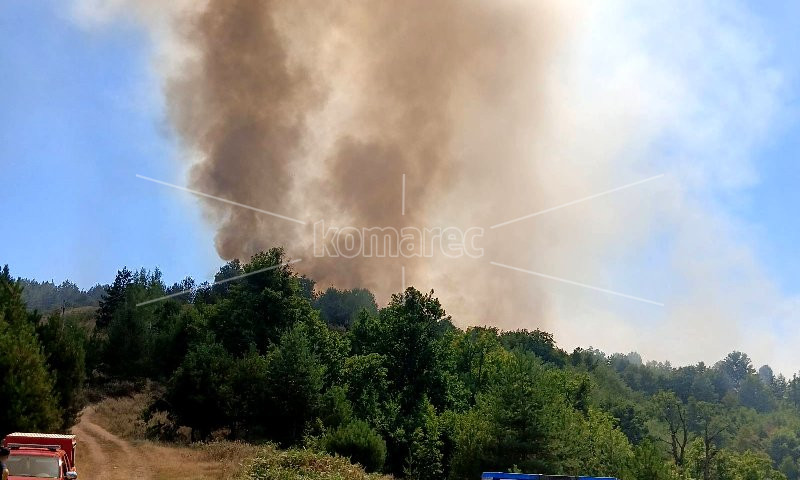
[
  {"x1": 91, "y1": 391, "x2": 151, "y2": 439},
  {"x1": 156, "y1": 440, "x2": 261, "y2": 479}
]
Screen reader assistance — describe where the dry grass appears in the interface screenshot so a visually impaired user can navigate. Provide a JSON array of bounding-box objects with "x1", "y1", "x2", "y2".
[
  {"x1": 87, "y1": 394, "x2": 389, "y2": 480},
  {"x1": 91, "y1": 392, "x2": 150, "y2": 439},
  {"x1": 85, "y1": 394, "x2": 259, "y2": 479},
  {"x1": 144, "y1": 440, "x2": 261, "y2": 479}
]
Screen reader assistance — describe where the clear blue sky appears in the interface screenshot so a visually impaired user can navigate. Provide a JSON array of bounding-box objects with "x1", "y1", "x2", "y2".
[
  {"x1": 1, "y1": 0, "x2": 799, "y2": 302},
  {"x1": 1, "y1": 0, "x2": 219, "y2": 288},
  {"x1": 733, "y1": 1, "x2": 800, "y2": 295}
]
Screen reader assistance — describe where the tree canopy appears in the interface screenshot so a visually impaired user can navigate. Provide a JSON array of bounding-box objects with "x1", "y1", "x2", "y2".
[{"x1": 3, "y1": 251, "x2": 800, "y2": 480}]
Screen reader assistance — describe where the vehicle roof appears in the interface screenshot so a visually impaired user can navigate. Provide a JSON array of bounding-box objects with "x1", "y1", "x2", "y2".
[
  {"x1": 9, "y1": 449, "x2": 61, "y2": 457},
  {"x1": 5, "y1": 432, "x2": 76, "y2": 440}
]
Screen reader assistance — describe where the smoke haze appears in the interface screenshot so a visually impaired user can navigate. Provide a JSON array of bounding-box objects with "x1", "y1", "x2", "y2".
[{"x1": 73, "y1": 1, "x2": 799, "y2": 373}]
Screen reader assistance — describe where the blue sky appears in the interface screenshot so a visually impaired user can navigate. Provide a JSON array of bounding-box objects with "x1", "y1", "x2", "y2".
[
  {"x1": 1, "y1": 0, "x2": 219, "y2": 288},
  {"x1": 726, "y1": 0, "x2": 800, "y2": 294}
]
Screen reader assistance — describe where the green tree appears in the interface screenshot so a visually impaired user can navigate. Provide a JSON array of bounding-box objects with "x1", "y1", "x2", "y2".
[
  {"x1": 631, "y1": 439, "x2": 677, "y2": 480},
  {"x1": 652, "y1": 391, "x2": 689, "y2": 467},
  {"x1": 404, "y1": 399, "x2": 444, "y2": 480},
  {"x1": 264, "y1": 323, "x2": 325, "y2": 444},
  {"x1": 789, "y1": 374, "x2": 800, "y2": 409},
  {"x1": 36, "y1": 312, "x2": 87, "y2": 428},
  {"x1": 319, "y1": 385, "x2": 353, "y2": 429},
  {"x1": 295, "y1": 314, "x2": 350, "y2": 388},
  {"x1": 455, "y1": 326, "x2": 509, "y2": 405},
  {"x1": 228, "y1": 352, "x2": 271, "y2": 438},
  {"x1": 608, "y1": 402, "x2": 648, "y2": 444},
  {"x1": 717, "y1": 449, "x2": 786, "y2": 480},
  {"x1": 499, "y1": 329, "x2": 567, "y2": 366},
  {"x1": 459, "y1": 353, "x2": 591, "y2": 475},
  {"x1": 582, "y1": 409, "x2": 634, "y2": 478},
  {"x1": 691, "y1": 373, "x2": 719, "y2": 403},
  {"x1": 0, "y1": 265, "x2": 60, "y2": 434},
  {"x1": 165, "y1": 342, "x2": 234, "y2": 439},
  {"x1": 719, "y1": 352, "x2": 755, "y2": 391},
  {"x1": 768, "y1": 430, "x2": 800, "y2": 471},
  {"x1": 351, "y1": 288, "x2": 461, "y2": 472},
  {"x1": 96, "y1": 267, "x2": 132, "y2": 329},
  {"x1": 689, "y1": 401, "x2": 730, "y2": 480},
  {"x1": 314, "y1": 287, "x2": 378, "y2": 329},
  {"x1": 207, "y1": 249, "x2": 316, "y2": 356},
  {"x1": 739, "y1": 375, "x2": 775, "y2": 413},
  {"x1": 448, "y1": 408, "x2": 496, "y2": 480},
  {"x1": 93, "y1": 267, "x2": 172, "y2": 378},
  {"x1": 362, "y1": 288, "x2": 459, "y2": 411},
  {"x1": 344, "y1": 353, "x2": 390, "y2": 424},
  {"x1": 780, "y1": 456, "x2": 799, "y2": 480}
]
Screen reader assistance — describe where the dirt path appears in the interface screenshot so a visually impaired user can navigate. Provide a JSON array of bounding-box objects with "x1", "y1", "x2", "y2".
[
  {"x1": 71, "y1": 407, "x2": 250, "y2": 480},
  {"x1": 71, "y1": 407, "x2": 154, "y2": 480}
]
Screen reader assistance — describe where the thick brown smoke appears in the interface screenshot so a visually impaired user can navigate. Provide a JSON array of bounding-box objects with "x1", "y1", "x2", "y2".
[
  {"x1": 78, "y1": 0, "x2": 798, "y2": 371},
  {"x1": 167, "y1": 0, "x2": 320, "y2": 260},
  {"x1": 166, "y1": 0, "x2": 567, "y2": 302}
]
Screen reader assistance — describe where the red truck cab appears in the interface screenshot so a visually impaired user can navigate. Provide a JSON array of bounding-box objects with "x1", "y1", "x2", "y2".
[{"x1": 2, "y1": 433, "x2": 77, "y2": 480}]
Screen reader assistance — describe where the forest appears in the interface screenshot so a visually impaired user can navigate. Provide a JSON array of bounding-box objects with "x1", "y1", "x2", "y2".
[{"x1": 2, "y1": 248, "x2": 799, "y2": 480}]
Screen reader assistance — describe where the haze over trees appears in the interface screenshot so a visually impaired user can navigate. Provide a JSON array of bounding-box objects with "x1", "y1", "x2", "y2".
[
  {"x1": 3, "y1": 249, "x2": 800, "y2": 479},
  {"x1": 18, "y1": 278, "x2": 105, "y2": 312}
]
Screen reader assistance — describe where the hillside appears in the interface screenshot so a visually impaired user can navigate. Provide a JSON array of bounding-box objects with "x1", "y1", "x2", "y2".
[
  {"x1": 18, "y1": 277, "x2": 106, "y2": 312},
  {"x1": 2, "y1": 253, "x2": 800, "y2": 480}
]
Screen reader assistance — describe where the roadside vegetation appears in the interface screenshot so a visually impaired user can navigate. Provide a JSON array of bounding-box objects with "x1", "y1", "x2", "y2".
[
  {"x1": 87, "y1": 390, "x2": 387, "y2": 479},
  {"x1": 3, "y1": 250, "x2": 800, "y2": 479}
]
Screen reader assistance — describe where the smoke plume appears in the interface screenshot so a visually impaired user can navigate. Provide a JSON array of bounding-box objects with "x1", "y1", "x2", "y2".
[
  {"x1": 74, "y1": 0, "x2": 798, "y2": 372},
  {"x1": 158, "y1": 0, "x2": 568, "y2": 300}
]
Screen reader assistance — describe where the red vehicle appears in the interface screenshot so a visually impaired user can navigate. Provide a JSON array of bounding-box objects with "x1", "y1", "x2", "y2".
[{"x1": 1, "y1": 433, "x2": 78, "y2": 480}]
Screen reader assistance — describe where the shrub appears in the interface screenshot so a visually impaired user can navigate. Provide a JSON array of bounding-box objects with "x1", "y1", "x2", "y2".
[
  {"x1": 145, "y1": 410, "x2": 178, "y2": 441},
  {"x1": 322, "y1": 420, "x2": 387, "y2": 472},
  {"x1": 241, "y1": 443, "x2": 387, "y2": 480}
]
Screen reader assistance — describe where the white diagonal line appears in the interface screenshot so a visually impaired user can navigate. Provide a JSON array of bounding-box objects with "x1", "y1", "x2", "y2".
[
  {"x1": 136, "y1": 174, "x2": 307, "y2": 226},
  {"x1": 136, "y1": 259, "x2": 302, "y2": 306},
  {"x1": 490, "y1": 174, "x2": 664, "y2": 229},
  {"x1": 135, "y1": 289, "x2": 195, "y2": 306},
  {"x1": 489, "y1": 261, "x2": 664, "y2": 306}
]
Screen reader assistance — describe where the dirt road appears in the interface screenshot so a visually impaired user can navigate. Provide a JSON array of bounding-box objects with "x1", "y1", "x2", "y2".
[{"x1": 71, "y1": 407, "x2": 248, "y2": 480}]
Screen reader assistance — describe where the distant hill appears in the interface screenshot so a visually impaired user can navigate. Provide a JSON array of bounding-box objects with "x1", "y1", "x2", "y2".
[{"x1": 18, "y1": 278, "x2": 106, "y2": 312}]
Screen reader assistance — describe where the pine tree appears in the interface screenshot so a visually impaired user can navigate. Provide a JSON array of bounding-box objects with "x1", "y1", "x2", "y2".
[{"x1": 0, "y1": 265, "x2": 60, "y2": 434}]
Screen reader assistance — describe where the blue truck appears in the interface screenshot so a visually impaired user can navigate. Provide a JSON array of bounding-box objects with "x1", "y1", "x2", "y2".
[{"x1": 482, "y1": 474, "x2": 617, "y2": 480}]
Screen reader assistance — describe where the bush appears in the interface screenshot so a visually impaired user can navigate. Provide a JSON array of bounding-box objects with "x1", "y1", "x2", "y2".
[
  {"x1": 145, "y1": 410, "x2": 178, "y2": 441},
  {"x1": 322, "y1": 420, "x2": 387, "y2": 473},
  {"x1": 241, "y1": 443, "x2": 387, "y2": 480}
]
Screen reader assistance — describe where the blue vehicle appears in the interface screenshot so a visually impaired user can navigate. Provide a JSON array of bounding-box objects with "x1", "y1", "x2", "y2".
[{"x1": 482, "y1": 474, "x2": 618, "y2": 480}]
